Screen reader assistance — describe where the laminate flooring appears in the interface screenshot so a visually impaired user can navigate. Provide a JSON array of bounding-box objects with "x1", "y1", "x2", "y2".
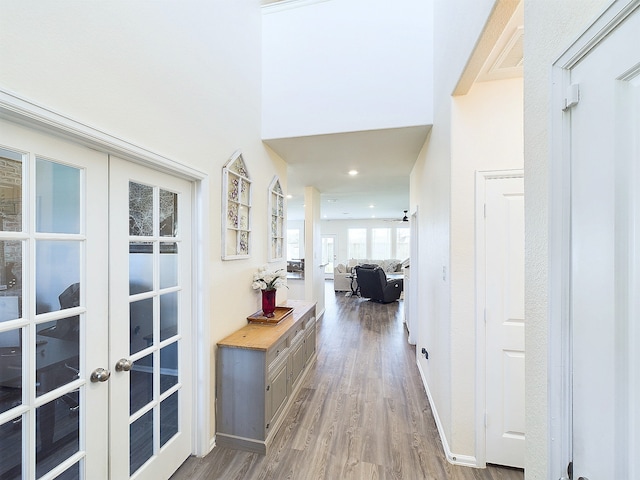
[{"x1": 171, "y1": 286, "x2": 524, "y2": 480}]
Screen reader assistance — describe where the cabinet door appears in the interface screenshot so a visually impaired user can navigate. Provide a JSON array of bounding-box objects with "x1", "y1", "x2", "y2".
[
  {"x1": 290, "y1": 337, "x2": 305, "y2": 387},
  {"x1": 266, "y1": 360, "x2": 288, "y2": 434},
  {"x1": 304, "y1": 322, "x2": 317, "y2": 364}
]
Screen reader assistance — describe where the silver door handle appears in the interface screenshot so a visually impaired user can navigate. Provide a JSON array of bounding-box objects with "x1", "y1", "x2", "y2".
[
  {"x1": 90, "y1": 368, "x2": 111, "y2": 383},
  {"x1": 115, "y1": 358, "x2": 133, "y2": 372}
]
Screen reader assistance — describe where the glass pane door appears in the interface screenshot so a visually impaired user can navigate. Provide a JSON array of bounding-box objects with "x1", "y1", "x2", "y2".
[
  {"x1": 109, "y1": 157, "x2": 192, "y2": 480},
  {"x1": 321, "y1": 235, "x2": 335, "y2": 277},
  {"x1": 0, "y1": 119, "x2": 109, "y2": 480}
]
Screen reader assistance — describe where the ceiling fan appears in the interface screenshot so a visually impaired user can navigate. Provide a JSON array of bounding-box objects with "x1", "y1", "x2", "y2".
[{"x1": 386, "y1": 210, "x2": 409, "y2": 222}]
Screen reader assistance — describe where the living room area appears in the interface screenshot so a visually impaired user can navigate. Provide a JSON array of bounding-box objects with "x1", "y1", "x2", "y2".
[{"x1": 286, "y1": 218, "x2": 410, "y2": 301}]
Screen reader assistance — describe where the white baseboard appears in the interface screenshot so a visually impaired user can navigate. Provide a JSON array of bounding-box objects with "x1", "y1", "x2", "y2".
[{"x1": 416, "y1": 359, "x2": 479, "y2": 468}]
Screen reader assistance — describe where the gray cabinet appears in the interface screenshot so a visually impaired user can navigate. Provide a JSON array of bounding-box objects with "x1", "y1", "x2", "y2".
[{"x1": 216, "y1": 301, "x2": 317, "y2": 454}]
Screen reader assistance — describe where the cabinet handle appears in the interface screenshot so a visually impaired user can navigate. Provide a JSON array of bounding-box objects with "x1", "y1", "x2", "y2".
[
  {"x1": 266, "y1": 385, "x2": 270, "y2": 391},
  {"x1": 266, "y1": 423, "x2": 270, "y2": 429}
]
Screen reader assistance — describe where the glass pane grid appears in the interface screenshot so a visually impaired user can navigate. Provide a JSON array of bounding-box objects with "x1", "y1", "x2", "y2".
[
  {"x1": 128, "y1": 177, "x2": 184, "y2": 474},
  {"x1": 3, "y1": 149, "x2": 89, "y2": 480}
]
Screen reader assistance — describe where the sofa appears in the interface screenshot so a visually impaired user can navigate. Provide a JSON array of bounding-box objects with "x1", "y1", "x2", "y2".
[{"x1": 333, "y1": 258, "x2": 403, "y2": 292}]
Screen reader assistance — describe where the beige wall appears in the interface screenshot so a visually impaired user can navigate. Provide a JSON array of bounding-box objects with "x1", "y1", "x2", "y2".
[
  {"x1": 0, "y1": 0, "x2": 288, "y2": 444},
  {"x1": 411, "y1": 0, "x2": 516, "y2": 464},
  {"x1": 523, "y1": 0, "x2": 611, "y2": 478},
  {"x1": 450, "y1": 77, "x2": 524, "y2": 455}
]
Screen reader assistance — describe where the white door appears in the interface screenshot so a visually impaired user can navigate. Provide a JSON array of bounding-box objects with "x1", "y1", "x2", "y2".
[
  {"x1": 568, "y1": 7, "x2": 639, "y2": 479},
  {"x1": 0, "y1": 121, "x2": 194, "y2": 479},
  {"x1": 0, "y1": 119, "x2": 109, "y2": 479},
  {"x1": 484, "y1": 174, "x2": 525, "y2": 468},
  {"x1": 109, "y1": 157, "x2": 193, "y2": 480},
  {"x1": 321, "y1": 234, "x2": 336, "y2": 277}
]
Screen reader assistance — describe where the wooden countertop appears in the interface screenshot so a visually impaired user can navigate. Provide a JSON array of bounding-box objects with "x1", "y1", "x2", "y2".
[{"x1": 217, "y1": 299, "x2": 316, "y2": 351}]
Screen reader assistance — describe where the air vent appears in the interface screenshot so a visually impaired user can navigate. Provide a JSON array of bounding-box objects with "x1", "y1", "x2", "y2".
[{"x1": 491, "y1": 26, "x2": 524, "y2": 72}]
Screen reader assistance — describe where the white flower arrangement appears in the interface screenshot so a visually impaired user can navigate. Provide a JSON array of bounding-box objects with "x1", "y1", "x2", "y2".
[{"x1": 251, "y1": 265, "x2": 287, "y2": 291}]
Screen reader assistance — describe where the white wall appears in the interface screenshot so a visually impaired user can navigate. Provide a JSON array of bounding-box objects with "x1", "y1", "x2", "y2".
[
  {"x1": 523, "y1": 1, "x2": 610, "y2": 478},
  {"x1": 450, "y1": 77, "x2": 524, "y2": 455},
  {"x1": 0, "y1": 0, "x2": 287, "y2": 442},
  {"x1": 410, "y1": 0, "x2": 505, "y2": 464},
  {"x1": 262, "y1": 0, "x2": 433, "y2": 139}
]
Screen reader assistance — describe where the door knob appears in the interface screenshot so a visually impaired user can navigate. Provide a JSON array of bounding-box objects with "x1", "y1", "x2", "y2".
[
  {"x1": 90, "y1": 368, "x2": 111, "y2": 383},
  {"x1": 115, "y1": 358, "x2": 133, "y2": 372}
]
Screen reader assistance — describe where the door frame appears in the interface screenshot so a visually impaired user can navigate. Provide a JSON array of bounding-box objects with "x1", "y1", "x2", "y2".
[
  {"x1": 474, "y1": 168, "x2": 524, "y2": 467},
  {"x1": 549, "y1": 1, "x2": 639, "y2": 478},
  {"x1": 0, "y1": 89, "x2": 212, "y2": 458}
]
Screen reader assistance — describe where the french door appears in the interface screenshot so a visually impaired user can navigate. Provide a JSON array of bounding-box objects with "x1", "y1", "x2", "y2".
[
  {"x1": 0, "y1": 120, "x2": 193, "y2": 479},
  {"x1": 108, "y1": 157, "x2": 192, "y2": 480},
  {"x1": 321, "y1": 235, "x2": 336, "y2": 277}
]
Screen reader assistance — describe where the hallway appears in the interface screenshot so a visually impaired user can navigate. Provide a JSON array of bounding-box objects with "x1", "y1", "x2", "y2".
[{"x1": 172, "y1": 286, "x2": 524, "y2": 479}]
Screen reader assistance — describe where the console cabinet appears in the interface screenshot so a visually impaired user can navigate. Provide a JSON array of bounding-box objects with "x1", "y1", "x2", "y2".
[{"x1": 216, "y1": 300, "x2": 317, "y2": 454}]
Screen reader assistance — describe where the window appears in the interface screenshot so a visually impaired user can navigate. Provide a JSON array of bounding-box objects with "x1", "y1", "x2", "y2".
[
  {"x1": 286, "y1": 229, "x2": 300, "y2": 260},
  {"x1": 396, "y1": 227, "x2": 410, "y2": 260},
  {"x1": 348, "y1": 228, "x2": 366, "y2": 259},
  {"x1": 371, "y1": 228, "x2": 391, "y2": 259}
]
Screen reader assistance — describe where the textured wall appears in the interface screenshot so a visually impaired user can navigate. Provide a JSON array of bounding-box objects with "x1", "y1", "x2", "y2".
[{"x1": 523, "y1": 1, "x2": 610, "y2": 478}]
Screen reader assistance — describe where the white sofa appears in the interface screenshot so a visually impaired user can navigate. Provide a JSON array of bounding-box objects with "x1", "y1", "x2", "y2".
[{"x1": 333, "y1": 259, "x2": 403, "y2": 292}]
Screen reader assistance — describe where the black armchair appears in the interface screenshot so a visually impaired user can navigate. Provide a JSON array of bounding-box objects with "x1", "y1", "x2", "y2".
[{"x1": 355, "y1": 265, "x2": 403, "y2": 303}]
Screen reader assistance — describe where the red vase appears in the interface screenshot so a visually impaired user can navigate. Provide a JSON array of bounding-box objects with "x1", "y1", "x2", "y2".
[{"x1": 262, "y1": 289, "x2": 277, "y2": 317}]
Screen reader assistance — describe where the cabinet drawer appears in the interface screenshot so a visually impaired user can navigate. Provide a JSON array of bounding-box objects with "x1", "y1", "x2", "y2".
[
  {"x1": 289, "y1": 323, "x2": 304, "y2": 344},
  {"x1": 267, "y1": 337, "x2": 288, "y2": 366},
  {"x1": 302, "y1": 315, "x2": 316, "y2": 329}
]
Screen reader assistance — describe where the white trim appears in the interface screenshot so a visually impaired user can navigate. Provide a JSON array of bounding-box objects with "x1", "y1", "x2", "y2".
[
  {"x1": 552, "y1": 0, "x2": 639, "y2": 70},
  {"x1": 0, "y1": 88, "x2": 211, "y2": 461},
  {"x1": 549, "y1": 55, "x2": 574, "y2": 480},
  {"x1": 416, "y1": 359, "x2": 478, "y2": 468},
  {"x1": 406, "y1": 207, "x2": 418, "y2": 345},
  {"x1": 193, "y1": 175, "x2": 212, "y2": 457},
  {"x1": 549, "y1": 1, "x2": 640, "y2": 478},
  {"x1": 0, "y1": 89, "x2": 206, "y2": 182},
  {"x1": 474, "y1": 169, "x2": 524, "y2": 469},
  {"x1": 261, "y1": 0, "x2": 331, "y2": 14}
]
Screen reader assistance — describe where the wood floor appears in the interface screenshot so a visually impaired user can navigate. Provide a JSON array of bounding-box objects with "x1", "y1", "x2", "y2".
[{"x1": 171, "y1": 286, "x2": 524, "y2": 480}]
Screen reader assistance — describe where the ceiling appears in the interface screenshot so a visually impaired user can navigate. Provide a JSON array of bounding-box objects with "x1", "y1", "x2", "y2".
[
  {"x1": 264, "y1": 125, "x2": 430, "y2": 221},
  {"x1": 263, "y1": 1, "x2": 523, "y2": 223}
]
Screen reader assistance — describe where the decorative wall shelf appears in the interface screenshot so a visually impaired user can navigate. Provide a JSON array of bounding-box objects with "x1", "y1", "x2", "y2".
[
  {"x1": 222, "y1": 151, "x2": 252, "y2": 260},
  {"x1": 268, "y1": 176, "x2": 285, "y2": 262}
]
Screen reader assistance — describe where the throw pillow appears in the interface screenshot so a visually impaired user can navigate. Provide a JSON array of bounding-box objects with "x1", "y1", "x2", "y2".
[{"x1": 336, "y1": 263, "x2": 346, "y2": 273}]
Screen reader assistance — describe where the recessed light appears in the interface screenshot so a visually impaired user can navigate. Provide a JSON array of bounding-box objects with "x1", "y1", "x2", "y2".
[
  {"x1": 369, "y1": 204, "x2": 375, "y2": 208},
  {"x1": 286, "y1": 194, "x2": 292, "y2": 199},
  {"x1": 348, "y1": 170, "x2": 358, "y2": 176}
]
